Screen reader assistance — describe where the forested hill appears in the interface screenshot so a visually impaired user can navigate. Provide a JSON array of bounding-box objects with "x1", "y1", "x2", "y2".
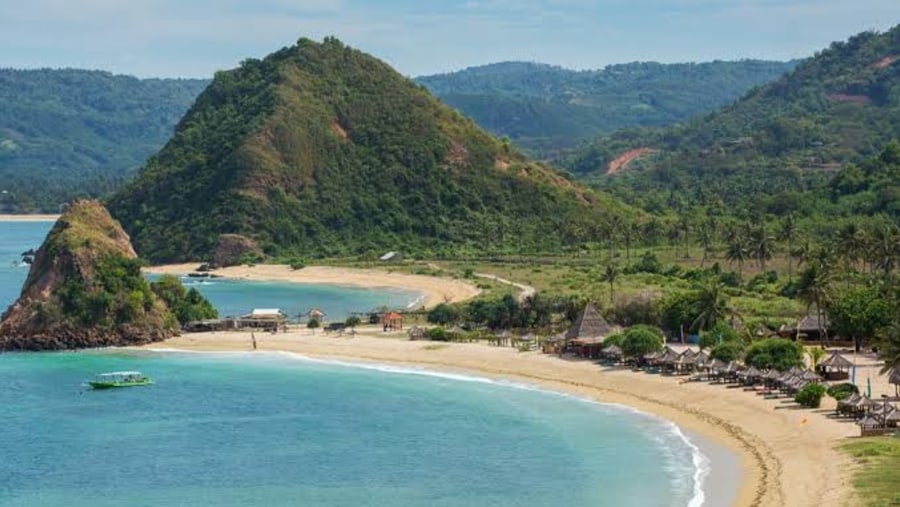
[
  {"x1": 568, "y1": 26, "x2": 900, "y2": 181},
  {"x1": 416, "y1": 59, "x2": 797, "y2": 156},
  {"x1": 108, "y1": 37, "x2": 628, "y2": 263},
  {"x1": 0, "y1": 69, "x2": 208, "y2": 213}
]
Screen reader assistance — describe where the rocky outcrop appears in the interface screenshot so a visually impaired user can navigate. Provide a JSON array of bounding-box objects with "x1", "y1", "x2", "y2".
[
  {"x1": 0, "y1": 200, "x2": 179, "y2": 351},
  {"x1": 212, "y1": 234, "x2": 263, "y2": 267}
]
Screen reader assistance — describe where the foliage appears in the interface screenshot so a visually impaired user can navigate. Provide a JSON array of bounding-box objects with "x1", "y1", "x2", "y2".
[
  {"x1": 427, "y1": 303, "x2": 460, "y2": 326},
  {"x1": 307, "y1": 318, "x2": 320, "y2": 330},
  {"x1": 603, "y1": 332, "x2": 625, "y2": 349},
  {"x1": 0, "y1": 69, "x2": 207, "y2": 213},
  {"x1": 806, "y1": 347, "x2": 828, "y2": 369},
  {"x1": 149, "y1": 275, "x2": 218, "y2": 325},
  {"x1": 829, "y1": 285, "x2": 892, "y2": 349},
  {"x1": 709, "y1": 342, "x2": 744, "y2": 363},
  {"x1": 794, "y1": 383, "x2": 827, "y2": 408},
  {"x1": 108, "y1": 37, "x2": 629, "y2": 263},
  {"x1": 744, "y1": 338, "x2": 805, "y2": 371},
  {"x1": 621, "y1": 325, "x2": 665, "y2": 358},
  {"x1": 607, "y1": 296, "x2": 661, "y2": 327},
  {"x1": 417, "y1": 60, "x2": 797, "y2": 157},
  {"x1": 699, "y1": 322, "x2": 741, "y2": 350},
  {"x1": 826, "y1": 382, "x2": 859, "y2": 400},
  {"x1": 344, "y1": 315, "x2": 361, "y2": 328},
  {"x1": 426, "y1": 327, "x2": 450, "y2": 341}
]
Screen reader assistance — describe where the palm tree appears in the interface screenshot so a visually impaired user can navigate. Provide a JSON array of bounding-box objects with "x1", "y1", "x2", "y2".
[
  {"x1": 600, "y1": 263, "x2": 620, "y2": 305},
  {"x1": 778, "y1": 213, "x2": 799, "y2": 283},
  {"x1": 690, "y1": 280, "x2": 738, "y2": 332},
  {"x1": 750, "y1": 223, "x2": 776, "y2": 271},
  {"x1": 725, "y1": 235, "x2": 748, "y2": 277},
  {"x1": 807, "y1": 347, "x2": 827, "y2": 370},
  {"x1": 698, "y1": 223, "x2": 713, "y2": 268},
  {"x1": 796, "y1": 252, "x2": 835, "y2": 347}
]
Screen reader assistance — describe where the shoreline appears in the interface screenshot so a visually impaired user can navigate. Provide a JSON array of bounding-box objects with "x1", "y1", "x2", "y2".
[
  {"x1": 0, "y1": 214, "x2": 60, "y2": 222},
  {"x1": 141, "y1": 330, "x2": 858, "y2": 507},
  {"x1": 145, "y1": 263, "x2": 482, "y2": 309}
]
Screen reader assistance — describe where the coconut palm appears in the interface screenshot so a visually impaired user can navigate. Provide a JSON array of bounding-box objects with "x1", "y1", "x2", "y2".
[
  {"x1": 600, "y1": 263, "x2": 620, "y2": 305},
  {"x1": 750, "y1": 223, "x2": 776, "y2": 271},
  {"x1": 725, "y1": 235, "x2": 748, "y2": 277},
  {"x1": 807, "y1": 347, "x2": 827, "y2": 370},
  {"x1": 778, "y1": 213, "x2": 799, "y2": 282},
  {"x1": 690, "y1": 280, "x2": 738, "y2": 332},
  {"x1": 796, "y1": 252, "x2": 835, "y2": 347}
]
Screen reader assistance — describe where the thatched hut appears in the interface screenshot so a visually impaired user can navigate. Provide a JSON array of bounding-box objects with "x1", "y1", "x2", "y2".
[
  {"x1": 780, "y1": 311, "x2": 830, "y2": 341},
  {"x1": 566, "y1": 303, "x2": 612, "y2": 358},
  {"x1": 890, "y1": 369, "x2": 900, "y2": 397},
  {"x1": 818, "y1": 352, "x2": 853, "y2": 381}
]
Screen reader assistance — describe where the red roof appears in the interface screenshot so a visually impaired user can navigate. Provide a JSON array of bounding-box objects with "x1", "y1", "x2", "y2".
[{"x1": 384, "y1": 312, "x2": 403, "y2": 320}]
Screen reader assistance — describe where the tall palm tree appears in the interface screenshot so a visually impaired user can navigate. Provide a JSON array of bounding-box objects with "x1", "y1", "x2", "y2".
[
  {"x1": 750, "y1": 222, "x2": 776, "y2": 271},
  {"x1": 796, "y1": 251, "x2": 835, "y2": 347},
  {"x1": 698, "y1": 223, "x2": 713, "y2": 268},
  {"x1": 690, "y1": 280, "x2": 737, "y2": 332},
  {"x1": 600, "y1": 263, "x2": 620, "y2": 305},
  {"x1": 778, "y1": 213, "x2": 799, "y2": 283},
  {"x1": 725, "y1": 235, "x2": 748, "y2": 277}
]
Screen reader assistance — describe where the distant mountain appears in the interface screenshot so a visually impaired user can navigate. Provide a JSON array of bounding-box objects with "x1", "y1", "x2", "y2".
[
  {"x1": 566, "y1": 26, "x2": 900, "y2": 215},
  {"x1": 0, "y1": 69, "x2": 209, "y2": 212},
  {"x1": 108, "y1": 37, "x2": 627, "y2": 263},
  {"x1": 416, "y1": 60, "x2": 798, "y2": 156}
]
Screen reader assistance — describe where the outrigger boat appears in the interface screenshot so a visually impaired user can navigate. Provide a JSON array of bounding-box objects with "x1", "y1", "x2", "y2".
[{"x1": 88, "y1": 371, "x2": 153, "y2": 389}]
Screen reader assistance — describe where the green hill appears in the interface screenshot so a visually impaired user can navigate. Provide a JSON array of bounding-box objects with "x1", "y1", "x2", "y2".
[
  {"x1": 416, "y1": 60, "x2": 797, "y2": 157},
  {"x1": 566, "y1": 26, "x2": 900, "y2": 215},
  {"x1": 108, "y1": 37, "x2": 627, "y2": 264},
  {"x1": 0, "y1": 69, "x2": 208, "y2": 213}
]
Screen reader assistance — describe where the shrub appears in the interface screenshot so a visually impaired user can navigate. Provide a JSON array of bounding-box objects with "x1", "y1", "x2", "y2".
[
  {"x1": 427, "y1": 303, "x2": 460, "y2": 326},
  {"x1": 826, "y1": 383, "x2": 859, "y2": 401},
  {"x1": 709, "y1": 342, "x2": 744, "y2": 363},
  {"x1": 608, "y1": 297, "x2": 661, "y2": 327},
  {"x1": 426, "y1": 327, "x2": 449, "y2": 341},
  {"x1": 744, "y1": 338, "x2": 805, "y2": 371},
  {"x1": 624, "y1": 252, "x2": 662, "y2": 274},
  {"x1": 344, "y1": 316, "x2": 361, "y2": 328},
  {"x1": 794, "y1": 383, "x2": 827, "y2": 408},
  {"x1": 699, "y1": 322, "x2": 741, "y2": 350},
  {"x1": 603, "y1": 333, "x2": 625, "y2": 349},
  {"x1": 621, "y1": 325, "x2": 664, "y2": 358}
]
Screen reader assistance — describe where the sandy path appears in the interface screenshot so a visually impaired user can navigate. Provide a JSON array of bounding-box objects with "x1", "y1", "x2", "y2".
[
  {"x1": 474, "y1": 272, "x2": 536, "y2": 302},
  {"x1": 146, "y1": 330, "x2": 856, "y2": 507},
  {"x1": 145, "y1": 264, "x2": 481, "y2": 309}
]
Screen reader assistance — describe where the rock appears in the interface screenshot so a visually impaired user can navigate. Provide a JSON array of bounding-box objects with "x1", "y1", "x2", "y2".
[
  {"x1": 0, "y1": 200, "x2": 179, "y2": 351},
  {"x1": 212, "y1": 234, "x2": 263, "y2": 267}
]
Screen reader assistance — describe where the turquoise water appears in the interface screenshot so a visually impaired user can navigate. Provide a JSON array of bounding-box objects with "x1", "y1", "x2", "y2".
[
  {"x1": 0, "y1": 221, "x2": 419, "y2": 319},
  {"x1": 0, "y1": 350, "x2": 706, "y2": 507}
]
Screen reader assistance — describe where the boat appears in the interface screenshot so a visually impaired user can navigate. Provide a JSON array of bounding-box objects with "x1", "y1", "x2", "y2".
[{"x1": 88, "y1": 371, "x2": 153, "y2": 389}]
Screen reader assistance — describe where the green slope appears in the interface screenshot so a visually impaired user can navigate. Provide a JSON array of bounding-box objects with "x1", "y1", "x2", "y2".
[
  {"x1": 416, "y1": 60, "x2": 797, "y2": 156},
  {"x1": 566, "y1": 26, "x2": 900, "y2": 216},
  {"x1": 109, "y1": 37, "x2": 628, "y2": 263},
  {"x1": 0, "y1": 69, "x2": 208, "y2": 213}
]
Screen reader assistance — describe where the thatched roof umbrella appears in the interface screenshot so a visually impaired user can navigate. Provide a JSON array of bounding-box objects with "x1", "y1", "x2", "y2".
[
  {"x1": 858, "y1": 415, "x2": 883, "y2": 430},
  {"x1": 789, "y1": 366, "x2": 804, "y2": 376},
  {"x1": 602, "y1": 344, "x2": 623, "y2": 359},
  {"x1": 801, "y1": 370, "x2": 823, "y2": 383},
  {"x1": 744, "y1": 366, "x2": 763, "y2": 379},
  {"x1": 890, "y1": 369, "x2": 900, "y2": 396},
  {"x1": 693, "y1": 350, "x2": 710, "y2": 366},
  {"x1": 885, "y1": 409, "x2": 900, "y2": 427},
  {"x1": 659, "y1": 347, "x2": 681, "y2": 365},
  {"x1": 709, "y1": 359, "x2": 728, "y2": 372},
  {"x1": 565, "y1": 302, "x2": 612, "y2": 344},
  {"x1": 820, "y1": 352, "x2": 853, "y2": 370}
]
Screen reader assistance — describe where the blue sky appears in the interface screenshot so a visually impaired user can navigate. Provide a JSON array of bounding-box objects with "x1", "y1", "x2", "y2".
[{"x1": 1, "y1": 0, "x2": 897, "y2": 78}]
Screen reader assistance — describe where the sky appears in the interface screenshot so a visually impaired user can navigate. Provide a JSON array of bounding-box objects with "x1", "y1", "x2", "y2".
[{"x1": 1, "y1": 0, "x2": 897, "y2": 78}]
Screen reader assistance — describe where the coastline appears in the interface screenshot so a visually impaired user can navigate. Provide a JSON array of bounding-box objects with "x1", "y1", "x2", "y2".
[
  {"x1": 143, "y1": 329, "x2": 857, "y2": 507},
  {"x1": 0, "y1": 214, "x2": 60, "y2": 222},
  {"x1": 145, "y1": 263, "x2": 482, "y2": 309}
]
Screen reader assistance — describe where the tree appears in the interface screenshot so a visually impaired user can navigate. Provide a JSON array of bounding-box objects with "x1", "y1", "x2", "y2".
[
  {"x1": 601, "y1": 263, "x2": 620, "y2": 305},
  {"x1": 778, "y1": 213, "x2": 799, "y2": 283},
  {"x1": 345, "y1": 315, "x2": 361, "y2": 329},
  {"x1": 750, "y1": 223, "x2": 776, "y2": 271},
  {"x1": 427, "y1": 303, "x2": 460, "y2": 326},
  {"x1": 796, "y1": 252, "x2": 835, "y2": 346},
  {"x1": 725, "y1": 234, "x2": 748, "y2": 277},
  {"x1": 307, "y1": 318, "x2": 320, "y2": 334},
  {"x1": 710, "y1": 341, "x2": 744, "y2": 363},
  {"x1": 690, "y1": 280, "x2": 736, "y2": 332},
  {"x1": 621, "y1": 325, "x2": 665, "y2": 359},
  {"x1": 744, "y1": 338, "x2": 805, "y2": 371},
  {"x1": 828, "y1": 286, "x2": 891, "y2": 352},
  {"x1": 806, "y1": 347, "x2": 827, "y2": 370},
  {"x1": 699, "y1": 322, "x2": 740, "y2": 351}
]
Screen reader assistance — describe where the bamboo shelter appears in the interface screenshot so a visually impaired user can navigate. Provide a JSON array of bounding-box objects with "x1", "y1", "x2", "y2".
[{"x1": 565, "y1": 303, "x2": 613, "y2": 358}]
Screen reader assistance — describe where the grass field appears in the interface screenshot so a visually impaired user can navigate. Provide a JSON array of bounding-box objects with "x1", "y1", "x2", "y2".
[{"x1": 840, "y1": 437, "x2": 900, "y2": 506}]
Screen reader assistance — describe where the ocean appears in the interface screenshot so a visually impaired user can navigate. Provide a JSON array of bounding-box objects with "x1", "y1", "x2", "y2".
[{"x1": 0, "y1": 220, "x2": 736, "y2": 506}]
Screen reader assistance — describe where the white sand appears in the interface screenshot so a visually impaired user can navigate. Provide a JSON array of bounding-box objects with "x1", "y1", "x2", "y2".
[{"x1": 145, "y1": 263, "x2": 482, "y2": 309}]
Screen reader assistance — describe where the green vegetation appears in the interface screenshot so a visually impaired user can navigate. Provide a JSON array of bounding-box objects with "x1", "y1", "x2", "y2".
[
  {"x1": 841, "y1": 438, "x2": 900, "y2": 506},
  {"x1": 826, "y1": 383, "x2": 859, "y2": 400},
  {"x1": 0, "y1": 69, "x2": 207, "y2": 212},
  {"x1": 794, "y1": 383, "x2": 827, "y2": 408},
  {"x1": 744, "y1": 338, "x2": 805, "y2": 371},
  {"x1": 417, "y1": 60, "x2": 796, "y2": 157},
  {"x1": 109, "y1": 37, "x2": 627, "y2": 263},
  {"x1": 621, "y1": 325, "x2": 665, "y2": 358},
  {"x1": 149, "y1": 275, "x2": 218, "y2": 325},
  {"x1": 570, "y1": 26, "x2": 900, "y2": 226}
]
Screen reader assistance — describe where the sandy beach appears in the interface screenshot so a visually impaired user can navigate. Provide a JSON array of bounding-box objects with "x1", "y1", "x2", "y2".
[
  {"x1": 146, "y1": 329, "x2": 860, "y2": 507},
  {"x1": 0, "y1": 214, "x2": 60, "y2": 222},
  {"x1": 145, "y1": 263, "x2": 482, "y2": 309}
]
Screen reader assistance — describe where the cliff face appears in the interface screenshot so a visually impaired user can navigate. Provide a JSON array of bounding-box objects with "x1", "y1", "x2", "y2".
[{"x1": 0, "y1": 200, "x2": 178, "y2": 350}]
